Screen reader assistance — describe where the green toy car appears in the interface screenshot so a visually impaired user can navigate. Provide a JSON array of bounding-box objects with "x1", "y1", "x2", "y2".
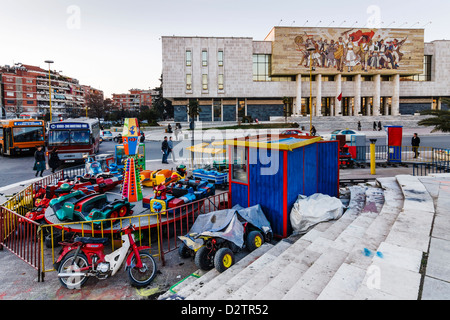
[{"x1": 49, "y1": 192, "x2": 134, "y2": 227}]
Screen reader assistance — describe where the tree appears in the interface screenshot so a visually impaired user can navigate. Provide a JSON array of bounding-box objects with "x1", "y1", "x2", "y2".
[
  {"x1": 187, "y1": 99, "x2": 201, "y2": 129},
  {"x1": 152, "y1": 74, "x2": 174, "y2": 120},
  {"x1": 418, "y1": 109, "x2": 450, "y2": 133},
  {"x1": 87, "y1": 92, "x2": 109, "y2": 120}
]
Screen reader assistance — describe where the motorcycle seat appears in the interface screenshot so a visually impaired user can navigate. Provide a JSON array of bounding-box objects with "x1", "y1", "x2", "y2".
[{"x1": 74, "y1": 237, "x2": 109, "y2": 245}]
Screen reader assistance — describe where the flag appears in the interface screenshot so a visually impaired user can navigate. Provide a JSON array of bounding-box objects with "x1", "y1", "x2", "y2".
[{"x1": 337, "y1": 93, "x2": 343, "y2": 102}]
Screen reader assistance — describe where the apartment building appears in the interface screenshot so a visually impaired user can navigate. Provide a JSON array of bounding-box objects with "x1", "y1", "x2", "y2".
[
  {"x1": 112, "y1": 89, "x2": 156, "y2": 112},
  {"x1": 0, "y1": 63, "x2": 102, "y2": 119}
]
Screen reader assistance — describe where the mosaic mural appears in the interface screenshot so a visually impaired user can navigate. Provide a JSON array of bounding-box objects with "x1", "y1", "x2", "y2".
[{"x1": 270, "y1": 27, "x2": 424, "y2": 75}]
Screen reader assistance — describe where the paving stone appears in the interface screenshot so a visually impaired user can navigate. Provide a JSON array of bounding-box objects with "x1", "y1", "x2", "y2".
[
  {"x1": 421, "y1": 276, "x2": 450, "y2": 300},
  {"x1": 426, "y1": 237, "x2": 450, "y2": 283}
]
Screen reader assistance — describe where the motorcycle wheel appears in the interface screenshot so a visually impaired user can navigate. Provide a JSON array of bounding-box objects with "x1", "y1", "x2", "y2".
[
  {"x1": 194, "y1": 246, "x2": 214, "y2": 271},
  {"x1": 214, "y1": 247, "x2": 234, "y2": 273},
  {"x1": 58, "y1": 252, "x2": 89, "y2": 289},
  {"x1": 178, "y1": 242, "x2": 191, "y2": 259},
  {"x1": 128, "y1": 251, "x2": 157, "y2": 287}
]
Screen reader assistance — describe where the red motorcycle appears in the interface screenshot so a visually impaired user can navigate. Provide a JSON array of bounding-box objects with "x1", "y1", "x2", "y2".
[{"x1": 55, "y1": 224, "x2": 157, "y2": 289}]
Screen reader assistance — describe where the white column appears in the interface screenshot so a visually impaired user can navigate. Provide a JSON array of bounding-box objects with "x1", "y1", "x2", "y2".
[
  {"x1": 392, "y1": 74, "x2": 400, "y2": 115},
  {"x1": 354, "y1": 74, "x2": 361, "y2": 116},
  {"x1": 336, "y1": 74, "x2": 342, "y2": 116},
  {"x1": 373, "y1": 74, "x2": 381, "y2": 116},
  {"x1": 295, "y1": 74, "x2": 302, "y2": 115},
  {"x1": 316, "y1": 74, "x2": 322, "y2": 116}
]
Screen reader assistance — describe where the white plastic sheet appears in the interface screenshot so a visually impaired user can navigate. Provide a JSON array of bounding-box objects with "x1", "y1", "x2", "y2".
[{"x1": 290, "y1": 193, "x2": 344, "y2": 234}]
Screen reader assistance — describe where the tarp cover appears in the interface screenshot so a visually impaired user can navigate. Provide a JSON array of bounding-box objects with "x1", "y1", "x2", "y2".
[
  {"x1": 290, "y1": 193, "x2": 344, "y2": 234},
  {"x1": 182, "y1": 204, "x2": 272, "y2": 248}
]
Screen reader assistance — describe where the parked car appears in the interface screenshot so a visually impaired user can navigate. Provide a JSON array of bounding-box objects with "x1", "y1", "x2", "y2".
[
  {"x1": 280, "y1": 129, "x2": 310, "y2": 137},
  {"x1": 100, "y1": 130, "x2": 114, "y2": 142},
  {"x1": 321, "y1": 129, "x2": 364, "y2": 142}
]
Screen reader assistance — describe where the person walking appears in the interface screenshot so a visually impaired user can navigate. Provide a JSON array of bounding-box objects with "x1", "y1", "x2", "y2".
[
  {"x1": 412, "y1": 133, "x2": 421, "y2": 158},
  {"x1": 48, "y1": 148, "x2": 61, "y2": 173},
  {"x1": 167, "y1": 136, "x2": 176, "y2": 162},
  {"x1": 33, "y1": 145, "x2": 46, "y2": 177},
  {"x1": 310, "y1": 125, "x2": 317, "y2": 136},
  {"x1": 377, "y1": 121, "x2": 382, "y2": 131},
  {"x1": 373, "y1": 121, "x2": 377, "y2": 131},
  {"x1": 161, "y1": 136, "x2": 169, "y2": 164},
  {"x1": 357, "y1": 121, "x2": 361, "y2": 131}
]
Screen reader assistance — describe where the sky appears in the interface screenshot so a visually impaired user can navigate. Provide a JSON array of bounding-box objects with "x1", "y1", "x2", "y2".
[{"x1": 1, "y1": 0, "x2": 449, "y2": 99}]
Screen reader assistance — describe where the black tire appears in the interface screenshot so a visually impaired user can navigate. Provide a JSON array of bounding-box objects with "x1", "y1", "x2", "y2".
[
  {"x1": 45, "y1": 232, "x2": 62, "y2": 248},
  {"x1": 214, "y1": 248, "x2": 234, "y2": 273},
  {"x1": 57, "y1": 252, "x2": 89, "y2": 289},
  {"x1": 178, "y1": 242, "x2": 191, "y2": 259},
  {"x1": 194, "y1": 246, "x2": 214, "y2": 271},
  {"x1": 127, "y1": 251, "x2": 157, "y2": 287},
  {"x1": 246, "y1": 231, "x2": 264, "y2": 252}
]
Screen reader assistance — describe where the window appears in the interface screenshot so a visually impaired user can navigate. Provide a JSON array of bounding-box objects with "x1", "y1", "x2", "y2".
[
  {"x1": 6, "y1": 92, "x2": 14, "y2": 97},
  {"x1": 186, "y1": 50, "x2": 192, "y2": 66},
  {"x1": 218, "y1": 74, "x2": 224, "y2": 90},
  {"x1": 202, "y1": 74, "x2": 208, "y2": 90},
  {"x1": 213, "y1": 99, "x2": 221, "y2": 121},
  {"x1": 202, "y1": 50, "x2": 208, "y2": 66},
  {"x1": 400, "y1": 55, "x2": 432, "y2": 82},
  {"x1": 232, "y1": 147, "x2": 248, "y2": 184},
  {"x1": 253, "y1": 54, "x2": 270, "y2": 81},
  {"x1": 13, "y1": 127, "x2": 44, "y2": 142},
  {"x1": 186, "y1": 74, "x2": 192, "y2": 90},
  {"x1": 218, "y1": 50, "x2": 224, "y2": 66},
  {"x1": 253, "y1": 54, "x2": 294, "y2": 82}
]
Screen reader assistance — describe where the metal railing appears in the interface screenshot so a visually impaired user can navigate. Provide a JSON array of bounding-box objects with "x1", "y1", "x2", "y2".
[
  {"x1": 413, "y1": 161, "x2": 450, "y2": 176},
  {"x1": 353, "y1": 145, "x2": 435, "y2": 163},
  {"x1": 0, "y1": 206, "x2": 42, "y2": 281}
]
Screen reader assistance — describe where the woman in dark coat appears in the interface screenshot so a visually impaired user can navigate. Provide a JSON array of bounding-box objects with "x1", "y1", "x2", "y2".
[
  {"x1": 49, "y1": 149, "x2": 60, "y2": 173},
  {"x1": 33, "y1": 146, "x2": 46, "y2": 177}
]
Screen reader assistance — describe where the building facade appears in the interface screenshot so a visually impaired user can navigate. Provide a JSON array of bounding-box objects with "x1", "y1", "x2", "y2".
[
  {"x1": 112, "y1": 89, "x2": 156, "y2": 113},
  {"x1": 162, "y1": 27, "x2": 450, "y2": 122},
  {"x1": 0, "y1": 63, "x2": 102, "y2": 119}
]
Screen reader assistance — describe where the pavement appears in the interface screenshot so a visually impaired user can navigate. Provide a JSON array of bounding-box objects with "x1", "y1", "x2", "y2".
[{"x1": 1, "y1": 123, "x2": 449, "y2": 301}]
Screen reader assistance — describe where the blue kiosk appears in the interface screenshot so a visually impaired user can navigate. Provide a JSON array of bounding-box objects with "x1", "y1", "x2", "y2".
[{"x1": 225, "y1": 135, "x2": 339, "y2": 238}]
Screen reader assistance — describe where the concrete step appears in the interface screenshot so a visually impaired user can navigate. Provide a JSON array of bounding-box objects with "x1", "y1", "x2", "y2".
[{"x1": 181, "y1": 242, "x2": 275, "y2": 300}]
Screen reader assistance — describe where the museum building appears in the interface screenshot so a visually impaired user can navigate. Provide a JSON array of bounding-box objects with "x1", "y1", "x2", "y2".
[{"x1": 162, "y1": 27, "x2": 450, "y2": 122}]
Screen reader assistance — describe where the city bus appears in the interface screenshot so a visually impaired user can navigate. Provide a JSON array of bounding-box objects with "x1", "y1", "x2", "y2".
[
  {"x1": 47, "y1": 118, "x2": 101, "y2": 164},
  {"x1": 0, "y1": 119, "x2": 45, "y2": 156}
]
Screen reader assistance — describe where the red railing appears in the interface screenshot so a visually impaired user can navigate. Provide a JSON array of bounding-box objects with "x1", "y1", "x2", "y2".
[
  {"x1": 156, "y1": 191, "x2": 230, "y2": 264},
  {"x1": 0, "y1": 206, "x2": 42, "y2": 281}
]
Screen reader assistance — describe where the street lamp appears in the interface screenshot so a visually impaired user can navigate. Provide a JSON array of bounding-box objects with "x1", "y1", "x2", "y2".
[
  {"x1": 306, "y1": 43, "x2": 315, "y2": 134},
  {"x1": 44, "y1": 60, "x2": 54, "y2": 122}
]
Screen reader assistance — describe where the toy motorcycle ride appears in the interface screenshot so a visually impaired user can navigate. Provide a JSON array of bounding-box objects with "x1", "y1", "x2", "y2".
[{"x1": 55, "y1": 224, "x2": 157, "y2": 289}]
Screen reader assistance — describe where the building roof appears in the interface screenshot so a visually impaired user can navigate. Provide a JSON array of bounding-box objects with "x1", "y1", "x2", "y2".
[{"x1": 225, "y1": 135, "x2": 322, "y2": 151}]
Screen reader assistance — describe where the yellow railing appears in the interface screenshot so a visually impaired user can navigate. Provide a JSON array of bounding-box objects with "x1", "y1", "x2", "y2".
[{"x1": 38, "y1": 213, "x2": 162, "y2": 274}]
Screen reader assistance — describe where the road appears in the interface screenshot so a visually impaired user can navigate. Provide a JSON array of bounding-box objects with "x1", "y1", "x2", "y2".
[{"x1": 0, "y1": 135, "x2": 449, "y2": 189}]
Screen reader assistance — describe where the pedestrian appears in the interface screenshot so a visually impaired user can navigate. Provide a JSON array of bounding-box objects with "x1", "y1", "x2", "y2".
[
  {"x1": 48, "y1": 148, "x2": 61, "y2": 174},
  {"x1": 412, "y1": 133, "x2": 421, "y2": 158},
  {"x1": 167, "y1": 136, "x2": 176, "y2": 162},
  {"x1": 33, "y1": 145, "x2": 46, "y2": 177},
  {"x1": 378, "y1": 121, "x2": 382, "y2": 131},
  {"x1": 168, "y1": 123, "x2": 172, "y2": 133},
  {"x1": 161, "y1": 136, "x2": 169, "y2": 164},
  {"x1": 140, "y1": 132, "x2": 145, "y2": 143},
  {"x1": 310, "y1": 125, "x2": 317, "y2": 136},
  {"x1": 357, "y1": 121, "x2": 361, "y2": 131},
  {"x1": 174, "y1": 125, "x2": 179, "y2": 141},
  {"x1": 373, "y1": 121, "x2": 377, "y2": 131}
]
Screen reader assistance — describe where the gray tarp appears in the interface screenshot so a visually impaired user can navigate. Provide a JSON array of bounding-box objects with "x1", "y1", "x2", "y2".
[{"x1": 181, "y1": 204, "x2": 272, "y2": 249}]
